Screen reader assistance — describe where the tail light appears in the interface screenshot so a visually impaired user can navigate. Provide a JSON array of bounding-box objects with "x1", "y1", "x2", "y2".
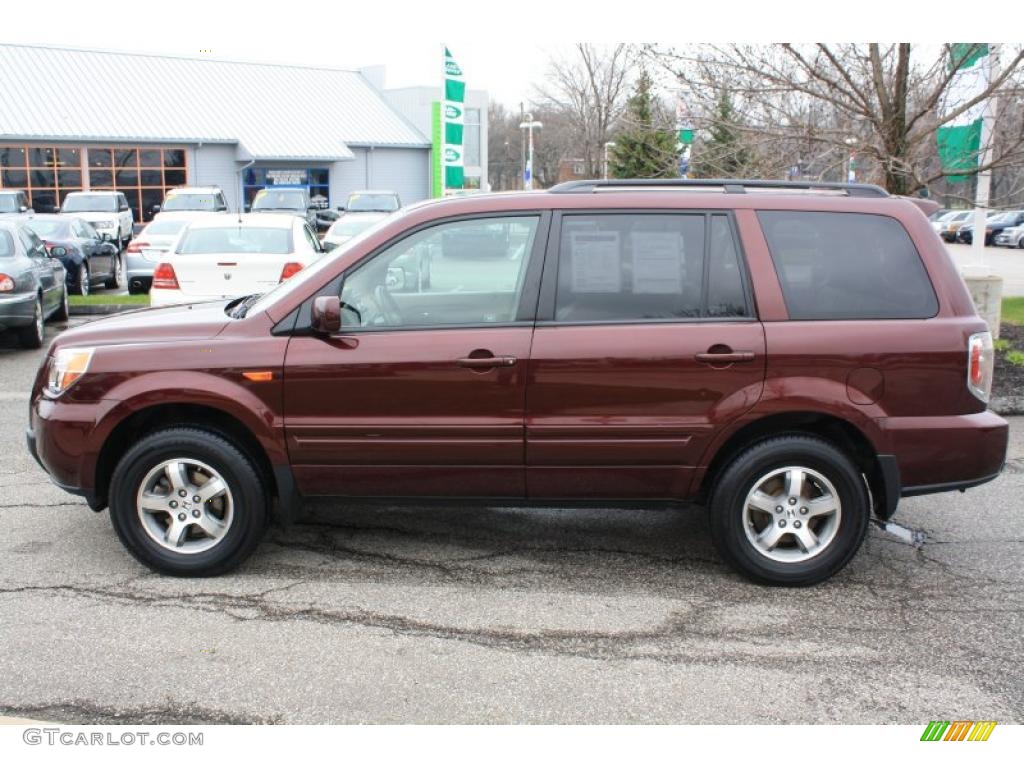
[
  {"x1": 0, "y1": 273, "x2": 14, "y2": 292},
  {"x1": 152, "y1": 263, "x2": 180, "y2": 290},
  {"x1": 967, "y1": 331, "x2": 994, "y2": 403},
  {"x1": 279, "y1": 262, "x2": 304, "y2": 282},
  {"x1": 125, "y1": 240, "x2": 148, "y2": 254}
]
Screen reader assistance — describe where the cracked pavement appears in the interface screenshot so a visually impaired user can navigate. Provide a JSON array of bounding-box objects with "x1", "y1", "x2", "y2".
[{"x1": 1, "y1": 322, "x2": 1022, "y2": 724}]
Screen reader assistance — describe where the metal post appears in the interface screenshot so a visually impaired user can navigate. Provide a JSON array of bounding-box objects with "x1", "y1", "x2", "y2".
[
  {"x1": 519, "y1": 102, "x2": 525, "y2": 191},
  {"x1": 519, "y1": 113, "x2": 542, "y2": 191},
  {"x1": 971, "y1": 47, "x2": 998, "y2": 266}
]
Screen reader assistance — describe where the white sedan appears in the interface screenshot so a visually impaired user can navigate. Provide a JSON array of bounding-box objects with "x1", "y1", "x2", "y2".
[{"x1": 150, "y1": 214, "x2": 325, "y2": 307}]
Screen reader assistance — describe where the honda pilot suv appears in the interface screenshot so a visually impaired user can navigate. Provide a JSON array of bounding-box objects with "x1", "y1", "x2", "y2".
[{"x1": 27, "y1": 180, "x2": 1008, "y2": 585}]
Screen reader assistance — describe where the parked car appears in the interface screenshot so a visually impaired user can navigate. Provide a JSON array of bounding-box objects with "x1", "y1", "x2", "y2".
[
  {"x1": 958, "y1": 210, "x2": 1024, "y2": 245},
  {"x1": 24, "y1": 215, "x2": 122, "y2": 295},
  {"x1": 26, "y1": 179, "x2": 1008, "y2": 585},
  {"x1": 937, "y1": 210, "x2": 973, "y2": 242},
  {"x1": 343, "y1": 190, "x2": 401, "y2": 214},
  {"x1": 249, "y1": 188, "x2": 317, "y2": 231},
  {"x1": 61, "y1": 191, "x2": 134, "y2": 250},
  {"x1": 124, "y1": 218, "x2": 194, "y2": 294},
  {"x1": 149, "y1": 213, "x2": 324, "y2": 307},
  {"x1": 152, "y1": 186, "x2": 229, "y2": 220},
  {"x1": 0, "y1": 189, "x2": 33, "y2": 218},
  {"x1": 0, "y1": 220, "x2": 67, "y2": 348},
  {"x1": 322, "y1": 211, "x2": 388, "y2": 251},
  {"x1": 994, "y1": 224, "x2": 1024, "y2": 249},
  {"x1": 930, "y1": 209, "x2": 968, "y2": 235},
  {"x1": 315, "y1": 207, "x2": 341, "y2": 232}
]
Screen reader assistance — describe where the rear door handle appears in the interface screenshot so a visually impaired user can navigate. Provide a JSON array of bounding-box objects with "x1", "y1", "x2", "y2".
[
  {"x1": 695, "y1": 351, "x2": 755, "y2": 363},
  {"x1": 457, "y1": 356, "x2": 518, "y2": 369}
]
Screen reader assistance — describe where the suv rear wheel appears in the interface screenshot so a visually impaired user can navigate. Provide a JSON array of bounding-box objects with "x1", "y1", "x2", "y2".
[
  {"x1": 109, "y1": 428, "x2": 269, "y2": 576},
  {"x1": 708, "y1": 435, "x2": 870, "y2": 586}
]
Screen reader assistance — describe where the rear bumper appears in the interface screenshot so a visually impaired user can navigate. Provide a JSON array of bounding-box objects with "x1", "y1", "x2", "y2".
[
  {"x1": 879, "y1": 410, "x2": 1008, "y2": 495},
  {"x1": 0, "y1": 293, "x2": 37, "y2": 330}
]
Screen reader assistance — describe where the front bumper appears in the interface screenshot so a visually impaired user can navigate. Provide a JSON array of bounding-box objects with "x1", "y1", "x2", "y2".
[
  {"x1": 0, "y1": 292, "x2": 38, "y2": 330},
  {"x1": 26, "y1": 424, "x2": 104, "y2": 510}
]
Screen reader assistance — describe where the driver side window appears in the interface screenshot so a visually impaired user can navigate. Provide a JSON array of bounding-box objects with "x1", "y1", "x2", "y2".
[{"x1": 339, "y1": 216, "x2": 538, "y2": 329}]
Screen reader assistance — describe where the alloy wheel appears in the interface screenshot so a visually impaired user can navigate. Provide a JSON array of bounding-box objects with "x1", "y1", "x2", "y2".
[
  {"x1": 742, "y1": 465, "x2": 842, "y2": 563},
  {"x1": 136, "y1": 458, "x2": 234, "y2": 554}
]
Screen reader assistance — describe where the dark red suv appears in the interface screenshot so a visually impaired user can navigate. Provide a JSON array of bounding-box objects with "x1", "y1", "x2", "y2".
[{"x1": 27, "y1": 180, "x2": 1008, "y2": 585}]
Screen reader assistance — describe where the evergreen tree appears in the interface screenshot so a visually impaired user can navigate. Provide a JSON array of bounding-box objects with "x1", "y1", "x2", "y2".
[
  {"x1": 608, "y1": 70, "x2": 679, "y2": 179},
  {"x1": 691, "y1": 89, "x2": 752, "y2": 178}
]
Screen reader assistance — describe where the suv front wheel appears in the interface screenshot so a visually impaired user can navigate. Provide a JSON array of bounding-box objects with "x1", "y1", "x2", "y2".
[
  {"x1": 708, "y1": 436, "x2": 870, "y2": 586},
  {"x1": 109, "y1": 428, "x2": 269, "y2": 576}
]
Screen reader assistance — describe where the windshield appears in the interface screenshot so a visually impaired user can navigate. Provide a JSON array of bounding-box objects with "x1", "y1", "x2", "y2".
[
  {"x1": 177, "y1": 227, "x2": 291, "y2": 255},
  {"x1": 0, "y1": 231, "x2": 13, "y2": 256},
  {"x1": 162, "y1": 193, "x2": 221, "y2": 211},
  {"x1": 331, "y1": 217, "x2": 379, "y2": 237},
  {"x1": 63, "y1": 194, "x2": 117, "y2": 213},
  {"x1": 990, "y1": 212, "x2": 1019, "y2": 225},
  {"x1": 252, "y1": 189, "x2": 306, "y2": 211},
  {"x1": 346, "y1": 193, "x2": 399, "y2": 212},
  {"x1": 143, "y1": 220, "x2": 188, "y2": 236},
  {"x1": 26, "y1": 219, "x2": 69, "y2": 238},
  {"x1": 0, "y1": 196, "x2": 19, "y2": 213}
]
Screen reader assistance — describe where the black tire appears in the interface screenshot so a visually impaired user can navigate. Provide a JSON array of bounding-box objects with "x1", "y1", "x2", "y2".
[
  {"x1": 52, "y1": 285, "x2": 69, "y2": 322},
  {"x1": 109, "y1": 428, "x2": 270, "y2": 576},
  {"x1": 104, "y1": 254, "x2": 123, "y2": 290},
  {"x1": 16, "y1": 296, "x2": 44, "y2": 349},
  {"x1": 76, "y1": 263, "x2": 90, "y2": 296},
  {"x1": 707, "y1": 435, "x2": 870, "y2": 587}
]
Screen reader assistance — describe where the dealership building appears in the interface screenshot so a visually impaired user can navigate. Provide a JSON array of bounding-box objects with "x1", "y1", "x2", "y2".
[{"x1": 0, "y1": 44, "x2": 487, "y2": 223}]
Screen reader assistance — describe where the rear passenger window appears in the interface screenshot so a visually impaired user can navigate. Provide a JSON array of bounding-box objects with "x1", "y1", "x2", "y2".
[
  {"x1": 554, "y1": 213, "x2": 750, "y2": 322},
  {"x1": 759, "y1": 211, "x2": 938, "y2": 320}
]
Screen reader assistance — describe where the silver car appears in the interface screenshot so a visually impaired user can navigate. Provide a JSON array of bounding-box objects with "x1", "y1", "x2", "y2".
[
  {"x1": 994, "y1": 224, "x2": 1024, "y2": 249},
  {"x1": 0, "y1": 220, "x2": 68, "y2": 348},
  {"x1": 124, "y1": 218, "x2": 191, "y2": 294}
]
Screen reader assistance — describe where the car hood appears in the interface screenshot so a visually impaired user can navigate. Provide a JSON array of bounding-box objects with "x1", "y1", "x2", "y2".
[
  {"x1": 51, "y1": 300, "x2": 232, "y2": 350},
  {"x1": 79, "y1": 214, "x2": 118, "y2": 225}
]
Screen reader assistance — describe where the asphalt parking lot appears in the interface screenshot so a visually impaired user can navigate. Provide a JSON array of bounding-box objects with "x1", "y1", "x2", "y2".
[{"x1": 0, "y1": 320, "x2": 1022, "y2": 725}]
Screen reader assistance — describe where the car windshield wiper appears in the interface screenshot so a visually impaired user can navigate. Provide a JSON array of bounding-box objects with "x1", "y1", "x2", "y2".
[{"x1": 227, "y1": 293, "x2": 264, "y2": 319}]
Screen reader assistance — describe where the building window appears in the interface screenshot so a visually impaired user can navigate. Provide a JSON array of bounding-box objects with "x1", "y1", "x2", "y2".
[
  {"x1": 85, "y1": 145, "x2": 188, "y2": 223},
  {"x1": 243, "y1": 167, "x2": 331, "y2": 210},
  {"x1": 0, "y1": 145, "x2": 84, "y2": 212}
]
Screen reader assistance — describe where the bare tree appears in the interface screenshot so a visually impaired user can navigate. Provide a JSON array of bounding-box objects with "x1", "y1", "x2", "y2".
[
  {"x1": 647, "y1": 44, "x2": 1024, "y2": 199},
  {"x1": 535, "y1": 44, "x2": 634, "y2": 177}
]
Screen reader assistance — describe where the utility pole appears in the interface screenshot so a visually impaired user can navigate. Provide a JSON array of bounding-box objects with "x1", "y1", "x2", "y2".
[
  {"x1": 519, "y1": 113, "x2": 542, "y2": 191},
  {"x1": 971, "y1": 46, "x2": 998, "y2": 266},
  {"x1": 519, "y1": 102, "x2": 525, "y2": 191}
]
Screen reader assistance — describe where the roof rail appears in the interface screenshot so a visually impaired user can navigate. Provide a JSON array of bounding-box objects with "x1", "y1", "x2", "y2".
[{"x1": 547, "y1": 178, "x2": 890, "y2": 198}]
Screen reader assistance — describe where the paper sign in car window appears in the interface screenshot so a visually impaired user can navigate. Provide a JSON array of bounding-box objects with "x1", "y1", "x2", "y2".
[
  {"x1": 631, "y1": 231, "x2": 684, "y2": 294},
  {"x1": 569, "y1": 231, "x2": 621, "y2": 293}
]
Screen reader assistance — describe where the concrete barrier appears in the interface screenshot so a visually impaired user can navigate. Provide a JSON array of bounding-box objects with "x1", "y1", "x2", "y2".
[{"x1": 962, "y1": 272, "x2": 1004, "y2": 339}]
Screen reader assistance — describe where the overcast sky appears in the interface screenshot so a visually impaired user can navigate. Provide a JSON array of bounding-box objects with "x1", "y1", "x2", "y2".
[{"x1": 3, "y1": 1, "x2": 965, "y2": 110}]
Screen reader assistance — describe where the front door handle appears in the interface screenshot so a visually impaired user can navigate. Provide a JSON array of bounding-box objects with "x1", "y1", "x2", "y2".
[
  {"x1": 695, "y1": 351, "x2": 755, "y2": 364},
  {"x1": 456, "y1": 355, "x2": 518, "y2": 369}
]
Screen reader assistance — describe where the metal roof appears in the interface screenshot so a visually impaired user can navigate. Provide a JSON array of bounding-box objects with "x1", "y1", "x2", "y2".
[{"x1": 0, "y1": 44, "x2": 430, "y2": 160}]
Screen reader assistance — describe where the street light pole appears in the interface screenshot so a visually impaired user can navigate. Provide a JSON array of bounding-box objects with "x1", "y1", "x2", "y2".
[
  {"x1": 844, "y1": 137, "x2": 857, "y2": 183},
  {"x1": 519, "y1": 113, "x2": 542, "y2": 191},
  {"x1": 603, "y1": 141, "x2": 616, "y2": 180}
]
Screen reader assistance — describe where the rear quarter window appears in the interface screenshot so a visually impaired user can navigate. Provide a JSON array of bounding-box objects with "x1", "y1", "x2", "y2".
[
  {"x1": 758, "y1": 211, "x2": 938, "y2": 320},
  {"x1": 0, "y1": 231, "x2": 14, "y2": 257}
]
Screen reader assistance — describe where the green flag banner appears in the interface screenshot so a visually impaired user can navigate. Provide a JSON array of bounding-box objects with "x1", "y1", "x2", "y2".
[
  {"x1": 937, "y1": 43, "x2": 990, "y2": 182},
  {"x1": 443, "y1": 46, "x2": 465, "y2": 190}
]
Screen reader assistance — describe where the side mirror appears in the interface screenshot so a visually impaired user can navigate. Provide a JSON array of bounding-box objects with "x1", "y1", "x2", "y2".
[
  {"x1": 311, "y1": 295, "x2": 341, "y2": 334},
  {"x1": 50, "y1": 246, "x2": 67, "y2": 258},
  {"x1": 244, "y1": 204, "x2": 251, "y2": 213},
  {"x1": 152, "y1": 205, "x2": 161, "y2": 214},
  {"x1": 19, "y1": 205, "x2": 28, "y2": 213},
  {"x1": 336, "y1": 205, "x2": 345, "y2": 211}
]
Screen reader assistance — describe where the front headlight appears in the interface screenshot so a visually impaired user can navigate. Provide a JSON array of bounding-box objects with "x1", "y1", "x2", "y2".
[{"x1": 47, "y1": 347, "x2": 94, "y2": 396}]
